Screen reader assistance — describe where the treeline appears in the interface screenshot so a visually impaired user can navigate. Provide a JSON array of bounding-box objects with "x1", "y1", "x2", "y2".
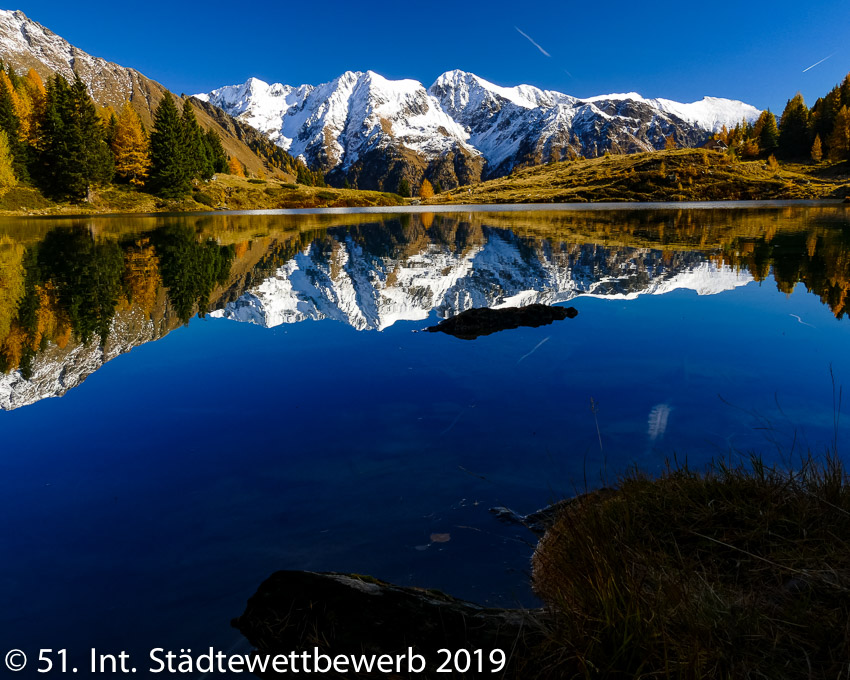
[
  {"x1": 0, "y1": 62, "x2": 325, "y2": 202},
  {"x1": 715, "y1": 73, "x2": 850, "y2": 162}
]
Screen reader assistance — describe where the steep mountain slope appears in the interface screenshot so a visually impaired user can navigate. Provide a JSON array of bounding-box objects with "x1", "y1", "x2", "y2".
[
  {"x1": 0, "y1": 9, "x2": 283, "y2": 177},
  {"x1": 199, "y1": 70, "x2": 761, "y2": 191}
]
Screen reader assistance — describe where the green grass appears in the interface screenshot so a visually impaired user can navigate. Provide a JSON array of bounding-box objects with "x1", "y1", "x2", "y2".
[
  {"x1": 427, "y1": 149, "x2": 850, "y2": 204},
  {"x1": 532, "y1": 454, "x2": 850, "y2": 679}
]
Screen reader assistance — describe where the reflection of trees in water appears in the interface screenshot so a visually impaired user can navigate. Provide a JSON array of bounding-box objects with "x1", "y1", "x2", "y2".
[
  {"x1": 0, "y1": 224, "x2": 235, "y2": 376},
  {"x1": 2, "y1": 210, "x2": 850, "y2": 376},
  {"x1": 715, "y1": 223, "x2": 850, "y2": 318}
]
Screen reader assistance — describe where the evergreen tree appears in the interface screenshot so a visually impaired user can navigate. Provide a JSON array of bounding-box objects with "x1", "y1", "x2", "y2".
[
  {"x1": 68, "y1": 74, "x2": 114, "y2": 197},
  {"x1": 202, "y1": 129, "x2": 228, "y2": 174},
  {"x1": 397, "y1": 177, "x2": 411, "y2": 197},
  {"x1": 756, "y1": 110, "x2": 779, "y2": 154},
  {"x1": 827, "y1": 105, "x2": 850, "y2": 161},
  {"x1": 111, "y1": 102, "x2": 151, "y2": 186},
  {"x1": 37, "y1": 74, "x2": 112, "y2": 199},
  {"x1": 181, "y1": 100, "x2": 213, "y2": 180},
  {"x1": 295, "y1": 162, "x2": 313, "y2": 185},
  {"x1": 810, "y1": 89, "x2": 841, "y2": 156},
  {"x1": 778, "y1": 93, "x2": 809, "y2": 158},
  {"x1": 148, "y1": 94, "x2": 191, "y2": 198}
]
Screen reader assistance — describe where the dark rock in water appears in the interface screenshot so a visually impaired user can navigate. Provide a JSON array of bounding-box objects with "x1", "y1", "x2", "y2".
[
  {"x1": 425, "y1": 303, "x2": 578, "y2": 340},
  {"x1": 233, "y1": 571, "x2": 544, "y2": 678}
]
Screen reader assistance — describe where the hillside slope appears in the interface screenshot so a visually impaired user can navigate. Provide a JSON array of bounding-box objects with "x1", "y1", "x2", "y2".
[
  {"x1": 0, "y1": 9, "x2": 284, "y2": 178},
  {"x1": 425, "y1": 150, "x2": 850, "y2": 204}
]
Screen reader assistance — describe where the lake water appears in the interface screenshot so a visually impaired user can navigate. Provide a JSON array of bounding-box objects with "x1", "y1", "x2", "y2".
[{"x1": 1, "y1": 204, "x2": 850, "y2": 673}]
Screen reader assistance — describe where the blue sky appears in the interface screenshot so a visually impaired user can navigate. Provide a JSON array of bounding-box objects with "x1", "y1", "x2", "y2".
[{"x1": 13, "y1": 0, "x2": 850, "y2": 112}]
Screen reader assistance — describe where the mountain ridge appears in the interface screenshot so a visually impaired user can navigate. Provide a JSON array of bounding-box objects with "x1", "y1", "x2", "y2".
[{"x1": 0, "y1": 9, "x2": 290, "y2": 179}]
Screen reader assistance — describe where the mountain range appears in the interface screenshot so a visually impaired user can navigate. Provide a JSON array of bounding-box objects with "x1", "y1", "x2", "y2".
[
  {"x1": 197, "y1": 71, "x2": 761, "y2": 191},
  {"x1": 0, "y1": 8, "x2": 762, "y2": 191}
]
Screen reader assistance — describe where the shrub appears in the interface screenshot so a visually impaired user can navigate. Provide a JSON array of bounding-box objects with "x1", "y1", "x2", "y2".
[{"x1": 193, "y1": 192, "x2": 215, "y2": 207}]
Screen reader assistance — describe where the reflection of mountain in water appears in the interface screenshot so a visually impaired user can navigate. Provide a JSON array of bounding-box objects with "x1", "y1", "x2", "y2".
[
  {"x1": 4, "y1": 208, "x2": 850, "y2": 411},
  {"x1": 210, "y1": 227, "x2": 751, "y2": 331}
]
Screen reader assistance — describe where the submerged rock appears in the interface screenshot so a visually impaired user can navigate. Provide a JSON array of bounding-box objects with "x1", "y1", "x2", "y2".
[
  {"x1": 232, "y1": 570, "x2": 544, "y2": 678},
  {"x1": 425, "y1": 304, "x2": 578, "y2": 340}
]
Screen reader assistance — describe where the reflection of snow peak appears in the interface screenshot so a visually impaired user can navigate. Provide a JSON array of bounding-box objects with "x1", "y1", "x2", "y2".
[{"x1": 210, "y1": 231, "x2": 753, "y2": 331}]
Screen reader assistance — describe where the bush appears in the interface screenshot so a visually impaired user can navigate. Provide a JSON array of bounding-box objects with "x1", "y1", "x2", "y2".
[
  {"x1": 193, "y1": 192, "x2": 215, "y2": 207},
  {"x1": 248, "y1": 178, "x2": 266, "y2": 184},
  {"x1": 316, "y1": 190, "x2": 337, "y2": 201}
]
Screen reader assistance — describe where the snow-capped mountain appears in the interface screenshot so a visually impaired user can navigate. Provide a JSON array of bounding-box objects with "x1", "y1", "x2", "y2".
[
  {"x1": 210, "y1": 227, "x2": 752, "y2": 332},
  {"x1": 197, "y1": 70, "x2": 760, "y2": 191}
]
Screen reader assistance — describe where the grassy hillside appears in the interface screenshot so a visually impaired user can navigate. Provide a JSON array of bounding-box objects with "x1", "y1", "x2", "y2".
[
  {"x1": 0, "y1": 174, "x2": 405, "y2": 216},
  {"x1": 425, "y1": 149, "x2": 850, "y2": 204}
]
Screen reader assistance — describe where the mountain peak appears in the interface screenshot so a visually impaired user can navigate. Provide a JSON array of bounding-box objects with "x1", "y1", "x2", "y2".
[{"x1": 199, "y1": 69, "x2": 761, "y2": 191}]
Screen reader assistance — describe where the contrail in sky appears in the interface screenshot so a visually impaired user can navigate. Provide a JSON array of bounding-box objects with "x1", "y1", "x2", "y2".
[
  {"x1": 515, "y1": 27, "x2": 551, "y2": 57},
  {"x1": 803, "y1": 52, "x2": 835, "y2": 73}
]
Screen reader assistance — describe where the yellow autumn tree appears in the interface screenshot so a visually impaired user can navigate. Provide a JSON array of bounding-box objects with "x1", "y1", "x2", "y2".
[
  {"x1": 21, "y1": 69, "x2": 46, "y2": 146},
  {"x1": 664, "y1": 134, "x2": 677, "y2": 150},
  {"x1": 811, "y1": 134, "x2": 823, "y2": 163},
  {"x1": 418, "y1": 178, "x2": 434, "y2": 199},
  {"x1": 0, "y1": 72, "x2": 25, "y2": 142},
  {"x1": 228, "y1": 157, "x2": 245, "y2": 177},
  {"x1": 111, "y1": 102, "x2": 151, "y2": 186},
  {"x1": 0, "y1": 129, "x2": 17, "y2": 196}
]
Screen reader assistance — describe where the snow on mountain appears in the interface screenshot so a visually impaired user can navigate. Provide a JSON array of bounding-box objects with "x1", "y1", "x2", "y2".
[
  {"x1": 210, "y1": 229, "x2": 753, "y2": 332},
  {"x1": 197, "y1": 69, "x2": 760, "y2": 190}
]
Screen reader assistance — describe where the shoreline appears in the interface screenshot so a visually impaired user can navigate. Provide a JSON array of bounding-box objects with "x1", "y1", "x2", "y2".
[{"x1": 1, "y1": 197, "x2": 847, "y2": 220}]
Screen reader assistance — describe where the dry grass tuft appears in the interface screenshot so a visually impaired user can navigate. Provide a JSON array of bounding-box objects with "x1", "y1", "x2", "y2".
[{"x1": 532, "y1": 454, "x2": 850, "y2": 679}]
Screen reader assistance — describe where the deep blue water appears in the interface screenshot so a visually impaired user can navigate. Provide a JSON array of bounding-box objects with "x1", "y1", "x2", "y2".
[{"x1": 1, "y1": 207, "x2": 849, "y2": 674}]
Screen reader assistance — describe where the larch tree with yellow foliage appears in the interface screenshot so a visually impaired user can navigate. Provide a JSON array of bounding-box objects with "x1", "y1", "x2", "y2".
[
  {"x1": 111, "y1": 103, "x2": 151, "y2": 186},
  {"x1": 228, "y1": 156, "x2": 245, "y2": 177},
  {"x1": 0, "y1": 128, "x2": 17, "y2": 196},
  {"x1": 418, "y1": 178, "x2": 434, "y2": 199}
]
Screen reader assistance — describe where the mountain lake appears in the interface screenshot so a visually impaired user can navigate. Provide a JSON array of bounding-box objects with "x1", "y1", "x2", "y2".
[{"x1": 1, "y1": 203, "x2": 849, "y2": 669}]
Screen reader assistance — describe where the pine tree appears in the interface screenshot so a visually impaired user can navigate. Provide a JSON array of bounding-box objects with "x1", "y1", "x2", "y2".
[
  {"x1": 827, "y1": 105, "x2": 850, "y2": 161},
  {"x1": 811, "y1": 134, "x2": 823, "y2": 162},
  {"x1": 148, "y1": 94, "x2": 191, "y2": 198},
  {"x1": 397, "y1": 178, "x2": 411, "y2": 197},
  {"x1": 0, "y1": 128, "x2": 16, "y2": 196},
  {"x1": 778, "y1": 93, "x2": 809, "y2": 158},
  {"x1": 181, "y1": 100, "x2": 213, "y2": 180},
  {"x1": 68, "y1": 74, "x2": 114, "y2": 197},
  {"x1": 418, "y1": 178, "x2": 434, "y2": 199},
  {"x1": 202, "y1": 129, "x2": 227, "y2": 174},
  {"x1": 756, "y1": 110, "x2": 779, "y2": 154},
  {"x1": 37, "y1": 74, "x2": 113, "y2": 199},
  {"x1": 111, "y1": 102, "x2": 151, "y2": 186}
]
